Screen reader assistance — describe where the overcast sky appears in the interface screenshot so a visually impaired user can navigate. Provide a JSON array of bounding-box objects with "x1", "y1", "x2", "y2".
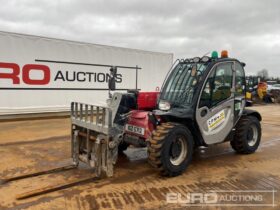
[{"x1": 0, "y1": 0, "x2": 279, "y2": 77}]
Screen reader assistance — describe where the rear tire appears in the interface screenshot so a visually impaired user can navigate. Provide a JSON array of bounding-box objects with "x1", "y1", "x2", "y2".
[
  {"x1": 231, "y1": 116, "x2": 261, "y2": 154},
  {"x1": 148, "y1": 123, "x2": 194, "y2": 177}
]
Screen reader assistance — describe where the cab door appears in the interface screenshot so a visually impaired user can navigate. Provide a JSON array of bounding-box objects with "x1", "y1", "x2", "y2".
[
  {"x1": 195, "y1": 62, "x2": 235, "y2": 145},
  {"x1": 233, "y1": 62, "x2": 246, "y2": 125}
]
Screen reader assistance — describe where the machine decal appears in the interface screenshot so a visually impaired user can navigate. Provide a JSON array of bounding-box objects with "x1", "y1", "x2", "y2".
[
  {"x1": 207, "y1": 110, "x2": 225, "y2": 131},
  {"x1": 125, "y1": 124, "x2": 145, "y2": 136}
]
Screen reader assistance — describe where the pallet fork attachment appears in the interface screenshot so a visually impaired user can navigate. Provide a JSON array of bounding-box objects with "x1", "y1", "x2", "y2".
[
  {"x1": 71, "y1": 93, "x2": 123, "y2": 177},
  {"x1": 0, "y1": 93, "x2": 124, "y2": 199}
]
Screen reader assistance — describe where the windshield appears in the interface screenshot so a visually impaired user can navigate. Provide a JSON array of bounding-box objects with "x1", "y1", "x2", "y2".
[{"x1": 160, "y1": 62, "x2": 208, "y2": 107}]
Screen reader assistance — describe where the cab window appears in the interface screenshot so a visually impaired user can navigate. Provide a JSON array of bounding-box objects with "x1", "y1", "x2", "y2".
[
  {"x1": 199, "y1": 62, "x2": 233, "y2": 108},
  {"x1": 235, "y1": 62, "x2": 246, "y2": 96}
]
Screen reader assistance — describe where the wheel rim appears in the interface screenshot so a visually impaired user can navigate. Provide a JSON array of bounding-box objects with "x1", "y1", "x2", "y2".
[
  {"x1": 247, "y1": 124, "x2": 258, "y2": 146},
  {"x1": 169, "y1": 135, "x2": 188, "y2": 165}
]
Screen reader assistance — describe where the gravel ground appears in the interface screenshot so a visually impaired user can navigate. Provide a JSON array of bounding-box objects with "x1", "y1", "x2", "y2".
[{"x1": 0, "y1": 105, "x2": 279, "y2": 210}]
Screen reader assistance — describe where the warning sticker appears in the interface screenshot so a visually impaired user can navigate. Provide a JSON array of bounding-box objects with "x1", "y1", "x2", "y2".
[{"x1": 207, "y1": 110, "x2": 225, "y2": 131}]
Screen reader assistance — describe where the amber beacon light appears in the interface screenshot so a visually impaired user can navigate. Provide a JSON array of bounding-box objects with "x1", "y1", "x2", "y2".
[{"x1": 221, "y1": 50, "x2": 229, "y2": 58}]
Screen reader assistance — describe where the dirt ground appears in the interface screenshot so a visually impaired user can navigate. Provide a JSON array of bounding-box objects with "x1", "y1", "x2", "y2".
[{"x1": 0, "y1": 105, "x2": 279, "y2": 210}]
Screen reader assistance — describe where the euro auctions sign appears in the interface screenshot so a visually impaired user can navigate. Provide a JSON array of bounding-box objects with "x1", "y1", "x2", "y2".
[
  {"x1": 0, "y1": 60, "x2": 134, "y2": 91},
  {"x1": 0, "y1": 62, "x2": 51, "y2": 85},
  {"x1": 0, "y1": 31, "x2": 172, "y2": 115}
]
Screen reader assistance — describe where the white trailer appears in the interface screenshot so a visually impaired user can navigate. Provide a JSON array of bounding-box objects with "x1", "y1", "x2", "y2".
[{"x1": 0, "y1": 31, "x2": 173, "y2": 117}]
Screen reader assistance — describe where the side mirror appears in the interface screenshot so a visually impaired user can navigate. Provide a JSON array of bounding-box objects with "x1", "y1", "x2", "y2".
[{"x1": 108, "y1": 66, "x2": 117, "y2": 91}]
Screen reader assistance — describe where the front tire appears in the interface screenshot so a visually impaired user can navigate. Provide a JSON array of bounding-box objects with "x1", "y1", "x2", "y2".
[
  {"x1": 231, "y1": 116, "x2": 261, "y2": 154},
  {"x1": 148, "y1": 123, "x2": 194, "y2": 177}
]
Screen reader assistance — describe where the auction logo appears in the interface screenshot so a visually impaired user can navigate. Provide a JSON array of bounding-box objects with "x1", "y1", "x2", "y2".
[
  {"x1": 166, "y1": 190, "x2": 277, "y2": 207},
  {"x1": 0, "y1": 62, "x2": 50, "y2": 85},
  {"x1": 0, "y1": 61, "x2": 123, "y2": 88}
]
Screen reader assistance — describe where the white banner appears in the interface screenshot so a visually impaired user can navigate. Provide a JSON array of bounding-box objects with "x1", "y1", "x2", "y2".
[{"x1": 0, "y1": 31, "x2": 173, "y2": 114}]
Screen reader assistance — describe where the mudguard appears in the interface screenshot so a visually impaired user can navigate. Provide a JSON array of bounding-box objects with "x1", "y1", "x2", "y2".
[{"x1": 242, "y1": 109, "x2": 262, "y2": 121}]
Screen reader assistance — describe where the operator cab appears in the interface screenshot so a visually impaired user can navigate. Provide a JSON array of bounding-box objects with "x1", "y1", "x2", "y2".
[{"x1": 156, "y1": 50, "x2": 247, "y2": 145}]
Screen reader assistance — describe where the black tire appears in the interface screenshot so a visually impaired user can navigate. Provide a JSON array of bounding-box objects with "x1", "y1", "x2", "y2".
[
  {"x1": 118, "y1": 141, "x2": 129, "y2": 153},
  {"x1": 231, "y1": 116, "x2": 261, "y2": 154},
  {"x1": 148, "y1": 123, "x2": 194, "y2": 177}
]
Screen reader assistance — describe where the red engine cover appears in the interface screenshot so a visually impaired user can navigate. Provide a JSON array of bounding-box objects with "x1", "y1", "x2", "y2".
[
  {"x1": 124, "y1": 110, "x2": 155, "y2": 140},
  {"x1": 137, "y1": 92, "x2": 159, "y2": 110}
]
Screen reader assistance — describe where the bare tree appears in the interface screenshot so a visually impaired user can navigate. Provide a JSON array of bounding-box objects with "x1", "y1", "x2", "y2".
[{"x1": 257, "y1": 69, "x2": 269, "y2": 80}]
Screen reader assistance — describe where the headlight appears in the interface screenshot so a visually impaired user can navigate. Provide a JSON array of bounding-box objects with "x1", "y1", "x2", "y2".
[
  {"x1": 193, "y1": 57, "x2": 200, "y2": 63},
  {"x1": 159, "y1": 100, "x2": 171, "y2": 111},
  {"x1": 201, "y1": 56, "x2": 210, "y2": 62}
]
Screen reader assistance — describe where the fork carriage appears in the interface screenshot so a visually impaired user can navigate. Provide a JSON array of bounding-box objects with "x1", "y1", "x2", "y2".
[{"x1": 70, "y1": 93, "x2": 124, "y2": 177}]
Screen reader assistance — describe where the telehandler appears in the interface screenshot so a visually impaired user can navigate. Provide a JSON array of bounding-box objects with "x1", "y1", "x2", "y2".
[
  {"x1": 71, "y1": 50, "x2": 262, "y2": 177},
  {"x1": 1, "y1": 50, "x2": 262, "y2": 199}
]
